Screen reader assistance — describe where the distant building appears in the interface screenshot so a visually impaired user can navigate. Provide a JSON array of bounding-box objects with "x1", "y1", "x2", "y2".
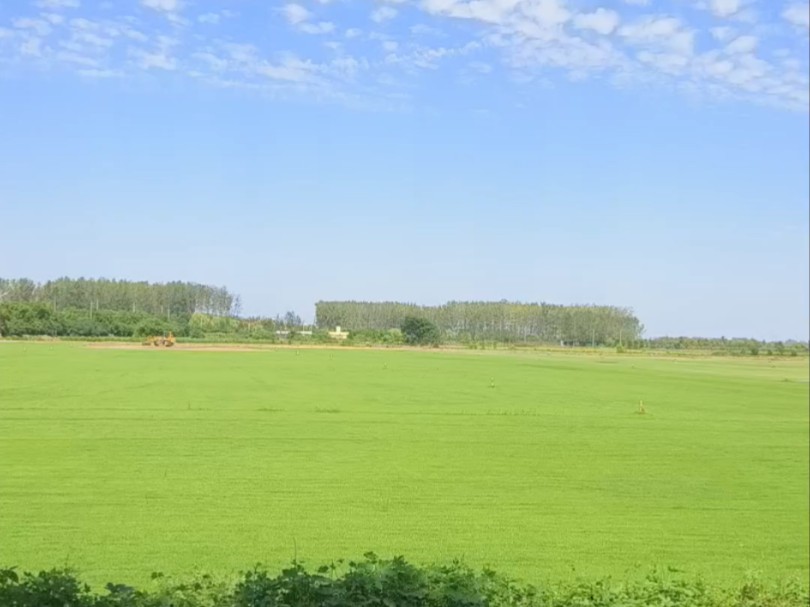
[{"x1": 328, "y1": 325, "x2": 349, "y2": 340}]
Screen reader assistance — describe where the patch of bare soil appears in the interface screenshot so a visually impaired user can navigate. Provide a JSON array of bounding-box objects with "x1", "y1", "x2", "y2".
[
  {"x1": 83, "y1": 342, "x2": 433, "y2": 353},
  {"x1": 85, "y1": 342, "x2": 270, "y2": 352}
]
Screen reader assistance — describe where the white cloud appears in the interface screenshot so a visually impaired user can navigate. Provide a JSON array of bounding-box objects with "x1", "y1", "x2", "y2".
[
  {"x1": 12, "y1": 18, "x2": 52, "y2": 36},
  {"x1": 128, "y1": 34, "x2": 178, "y2": 70},
  {"x1": 192, "y1": 51, "x2": 228, "y2": 71},
  {"x1": 520, "y1": 0, "x2": 570, "y2": 26},
  {"x1": 327, "y1": 56, "x2": 369, "y2": 80},
  {"x1": 620, "y1": 16, "x2": 680, "y2": 41},
  {"x1": 619, "y1": 16, "x2": 695, "y2": 55},
  {"x1": 280, "y1": 4, "x2": 333, "y2": 34},
  {"x1": 573, "y1": 8, "x2": 620, "y2": 35},
  {"x1": 725, "y1": 34, "x2": 757, "y2": 54},
  {"x1": 371, "y1": 6, "x2": 398, "y2": 23},
  {"x1": 709, "y1": 0, "x2": 741, "y2": 18},
  {"x1": 72, "y1": 30, "x2": 114, "y2": 47},
  {"x1": 299, "y1": 21, "x2": 335, "y2": 34},
  {"x1": 35, "y1": 0, "x2": 80, "y2": 8},
  {"x1": 141, "y1": 0, "x2": 181, "y2": 11},
  {"x1": 0, "y1": 0, "x2": 806, "y2": 112},
  {"x1": 782, "y1": 3, "x2": 809, "y2": 29},
  {"x1": 423, "y1": 0, "x2": 577, "y2": 27},
  {"x1": 385, "y1": 40, "x2": 480, "y2": 70},
  {"x1": 637, "y1": 49, "x2": 689, "y2": 74},
  {"x1": 21, "y1": 37, "x2": 45, "y2": 56},
  {"x1": 282, "y1": 4, "x2": 312, "y2": 25},
  {"x1": 78, "y1": 68, "x2": 121, "y2": 77},
  {"x1": 42, "y1": 13, "x2": 65, "y2": 24},
  {"x1": 130, "y1": 48, "x2": 176, "y2": 70},
  {"x1": 257, "y1": 55, "x2": 316, "y2": 83},
  {"x1": 710, "y1": 26, "x2": 734, "y2": 41},
  {"x1": 410, "y1": 23, "x2": 442, "y2": 36},
  {"x1": 56, "y1": 49, "x2": 98, "y2": 65}
]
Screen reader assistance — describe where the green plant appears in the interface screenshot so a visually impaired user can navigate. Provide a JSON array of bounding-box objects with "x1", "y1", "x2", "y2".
[
  {"x1": 0, "y1": 561, "x2": 807, "y2": 607},
  {"x1": 401, "y1": 316, "x2": 441, "y2": 347}
]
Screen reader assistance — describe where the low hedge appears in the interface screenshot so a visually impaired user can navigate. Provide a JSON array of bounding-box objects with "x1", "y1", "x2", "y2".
[{"x1": 0, "y1": 554, "x2": 807, "y2": 607}]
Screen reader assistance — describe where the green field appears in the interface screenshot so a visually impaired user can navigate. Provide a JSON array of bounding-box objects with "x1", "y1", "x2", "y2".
[{"x1": 0, "y1": 342, "x2": 807, "y2": 587}]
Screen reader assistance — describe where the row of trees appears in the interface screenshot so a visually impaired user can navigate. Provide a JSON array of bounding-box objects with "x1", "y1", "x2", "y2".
[
  {"x1": 0, "y1": 303, "x2": 307, "y2": 339},
  {"x1": 1, "y1": 278, "x2": 805, "y2": 351},
  {"x1": 0, "y1": 303, "x2": 190, "y2": 338},
  {"x1": 0, "y1": 278, "x2": 238, "y2": 318},
  {"x1": 645, "y1": 336, "x2": 809, "y2": 356},
  {"x1": 316, "y1": 300, "x2": 644, "y2": 346}
]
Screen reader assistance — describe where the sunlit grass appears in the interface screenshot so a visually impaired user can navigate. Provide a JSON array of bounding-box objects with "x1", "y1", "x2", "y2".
[{"x1": 0, "y1": 342, "x2": 807, "y2": 587}]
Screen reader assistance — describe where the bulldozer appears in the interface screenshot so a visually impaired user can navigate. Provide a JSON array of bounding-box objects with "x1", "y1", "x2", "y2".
[{"x1": 142, "y1": 332, "x2": 176, "y2": 347}]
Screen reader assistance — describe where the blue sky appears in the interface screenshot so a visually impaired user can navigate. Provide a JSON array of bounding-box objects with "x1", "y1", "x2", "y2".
[{"x1": 0, "y1": 0, "x2": 808, "y2": 339}]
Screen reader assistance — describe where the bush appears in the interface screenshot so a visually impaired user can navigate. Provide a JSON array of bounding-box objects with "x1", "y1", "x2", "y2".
[
  {"x1": 0, "y1": 558, "x2": 807, "y2": 607},
  {"x1": 401, "y1": 316, "x2": 441, "y2": 347},
  {"x1": 134, "y1": 319, "x2": 171, "y2": 338}
]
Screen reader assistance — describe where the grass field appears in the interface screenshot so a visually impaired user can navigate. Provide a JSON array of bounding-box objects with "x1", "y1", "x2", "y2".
[{"x1": 0, "y1": 342, "x2": 807, "y2": 587}]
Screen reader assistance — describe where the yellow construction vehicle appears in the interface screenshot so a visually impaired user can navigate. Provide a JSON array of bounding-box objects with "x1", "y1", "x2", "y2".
[{"x1": 142, "y1": 332, "x2": 176, "y2": 347}]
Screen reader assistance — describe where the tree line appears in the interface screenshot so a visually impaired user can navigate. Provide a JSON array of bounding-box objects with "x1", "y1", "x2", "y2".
[
  {"x1": 645, "y1": 336, "x2": 808, "y2": 356},
  {"x1": 1, "y1": 277, "x2": 806, "y2": 352},
  {"x1": 0, "y1": 277, "x2": 238, "y2": 318},
  {"x1": 0, "y1": 277, "x2": 243, "y2": 339},
  {"x1": 0, "y1": 303, "x2": 310, "y2": 340},
  {"x1": 316, "y1": 300, "x2": 644, "y2": 346}
]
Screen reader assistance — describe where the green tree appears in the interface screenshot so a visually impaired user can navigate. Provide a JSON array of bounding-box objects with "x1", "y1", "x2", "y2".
[
  {"x1": 134, "y1": 318, "x2": 170, "y2": 338},
  {"x1": 401, "y1": 316, "x2": 441, "y2": 347}
]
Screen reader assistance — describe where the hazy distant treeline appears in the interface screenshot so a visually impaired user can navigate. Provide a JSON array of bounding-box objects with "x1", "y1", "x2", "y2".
[
  {"x1": 0, "y1": 278, "x2": 238, "y2": 317},
  {"x1": 645, "y1": 336, "x2": 808, "y2": 355},
  {"x1": 2, "y1": 278, "x2": 805, "y2": 351},
  {"x1": 315, "y1": 300, "x2": 644, "y2": 346}
]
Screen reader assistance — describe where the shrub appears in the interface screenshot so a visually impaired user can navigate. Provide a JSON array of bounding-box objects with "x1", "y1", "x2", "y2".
[
  {"x1": 134, "y1": 319, "x2": 171, "y2": 338},
  {"x1": 401, "y1": 316, "x2": 441, "y2": 347},
  {"x1": 0, "y1": 558, "x2": 807, "y2": 607}
]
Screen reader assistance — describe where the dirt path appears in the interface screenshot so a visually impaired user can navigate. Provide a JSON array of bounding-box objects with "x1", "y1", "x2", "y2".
[{"x1": 84, "y1": 342, "x2": 428, "y2": 353}]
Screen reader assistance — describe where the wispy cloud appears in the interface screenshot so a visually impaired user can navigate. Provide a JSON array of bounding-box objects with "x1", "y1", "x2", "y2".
[
  {"x1": 0, "y1": 0, "x2": 806, "y2": 112},
  {"x1": 725, "y1": 35, "x2": 757, "y2": 54},
  {"x1": 140, "y1": 0, "x2": 186, "y2": 25},
  {"x1": 281, "y1": 4, "x2": 311, "y2": 26},
  {"x1": 371, "y1": 6, "x2": 398, "y2": 23},
  {"x1": 782, "y1": 3, "x2": 810, "y2": 29},
  {"x1": 35, "y1": 0, "x2": 80, "y2": 8},
  {"x1": 141, "y1": 0, "x2": 181, "y2": 12},
  {"x1": 280, "y1": 4, "x2": 335, "y2": 35},
  {"x1": 573, "y1": 9, "x2": 620, "y2": 35},
  {"x1": 709, "y1": 0, "x2": 741, "y2": 19},
  {"x1": 619, "y1": 16, "x2": 695, "y2": 55}
]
